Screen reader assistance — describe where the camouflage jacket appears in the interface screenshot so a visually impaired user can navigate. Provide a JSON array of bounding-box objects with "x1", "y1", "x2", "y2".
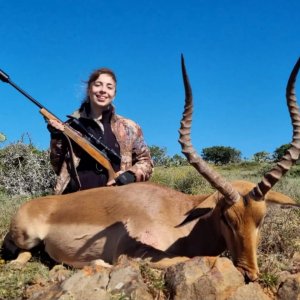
[{"x1": 50, "y1": 107, "x2": 153, "y2": 194}]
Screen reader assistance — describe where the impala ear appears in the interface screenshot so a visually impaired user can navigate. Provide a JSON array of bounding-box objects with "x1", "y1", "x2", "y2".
[
  {"x1": 265, "y1": 190, "x2": 300, "y2": 208},
  {"x1": 176, "y1": 207, "x2": 214, "y2": 227}
]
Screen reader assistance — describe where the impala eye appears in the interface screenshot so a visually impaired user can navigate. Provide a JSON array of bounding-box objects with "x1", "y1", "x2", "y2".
[{"x1": 221, "y1": 212, "x2": 238, "y2": 233}]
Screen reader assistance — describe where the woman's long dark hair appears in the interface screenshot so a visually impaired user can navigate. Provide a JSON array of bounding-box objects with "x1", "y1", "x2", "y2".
[{"x1": 79, "y1": 68, "x2": 117, "y2": 113}]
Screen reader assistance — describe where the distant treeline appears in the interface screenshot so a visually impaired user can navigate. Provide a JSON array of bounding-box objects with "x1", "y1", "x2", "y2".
[{"x1": 149, "y1": 144, "x2": 295, "y2": 166}]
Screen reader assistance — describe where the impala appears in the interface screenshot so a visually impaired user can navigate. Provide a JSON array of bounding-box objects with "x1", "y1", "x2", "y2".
[{"x1": 2, "y1": 56, "x2": 300, "y2": 282}]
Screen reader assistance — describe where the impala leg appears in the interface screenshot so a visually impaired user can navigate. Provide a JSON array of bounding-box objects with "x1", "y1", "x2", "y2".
[
  {"x1": 2, "y1": 232, "x2": 32, "y2": 268},
  {"x1": 90, "y1": 258, "x2": 113, "y2": 268},
  {"x1": 9, "y1": 250, "x2": 32, "y2": 269}
]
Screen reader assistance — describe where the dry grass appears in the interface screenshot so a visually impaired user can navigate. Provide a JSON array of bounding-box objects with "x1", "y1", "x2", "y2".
[
  {"x1": 151, "y1": 166, "x2": 214, "y2": 195},
  {"x1": 0, "y1": 193, "x2": 29, "y2": 241},
  {"x1": 258, "y1": 206, "x2": 300, "y2": 286},
  {"x1": 0, "y1": 260, "x2": 50, "y2": 299},
  {"x1": 140, "y1": 262, "x2": 169, "y2": 299}
]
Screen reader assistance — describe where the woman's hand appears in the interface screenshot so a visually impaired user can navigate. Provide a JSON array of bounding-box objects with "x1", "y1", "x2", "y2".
[
  {"x1": 107, "y1": 171, "x2": 136, "y2": 186},
  {"x1": 107, "y1": 171, "x2": 125, "y2": 186},
  {"x1": 48, "y1": 119, "x2": 65, "y2": 132}
]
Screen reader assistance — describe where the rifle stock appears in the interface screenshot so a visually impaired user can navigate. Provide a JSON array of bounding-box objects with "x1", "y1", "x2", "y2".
[{"x1": 0, "y1": 69, "x2": 116, "y2": 182}]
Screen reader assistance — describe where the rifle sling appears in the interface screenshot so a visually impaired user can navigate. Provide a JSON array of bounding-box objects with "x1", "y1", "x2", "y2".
[{"x1": 63, "y1": 133, "x2": 82, "y2": 191}]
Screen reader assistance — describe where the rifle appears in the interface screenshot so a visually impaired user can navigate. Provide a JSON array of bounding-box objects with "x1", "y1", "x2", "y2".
[{"x1": 0, "y1": 69, "x2": 117, "y2": 182}]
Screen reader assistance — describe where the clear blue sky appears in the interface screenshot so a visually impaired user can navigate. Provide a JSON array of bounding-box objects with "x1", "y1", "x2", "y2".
[{"x1": 0, "y1": 0, "x2": 299, "y2": 159}]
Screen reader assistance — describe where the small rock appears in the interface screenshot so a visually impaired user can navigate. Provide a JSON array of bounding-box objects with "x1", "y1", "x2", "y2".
[{"x1": 277, "y1": 273, "x2": 300, "y2": 300}]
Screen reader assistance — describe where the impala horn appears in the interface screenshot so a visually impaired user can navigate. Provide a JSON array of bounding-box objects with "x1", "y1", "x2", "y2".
[
  {"x1": 251, "y1": 57, "x2": 300, "y2": 200},
  {"x1": 179, "y1": 55, "x2": 240, "y2": 205}
]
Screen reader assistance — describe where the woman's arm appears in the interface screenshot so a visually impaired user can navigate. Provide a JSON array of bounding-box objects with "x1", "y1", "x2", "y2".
[
  {"x1": 128, "y1": 126, "x2": 153, "y2": 182},
  {"x1": 48, "y1": 121, "x2": 67, "y2": 175}
]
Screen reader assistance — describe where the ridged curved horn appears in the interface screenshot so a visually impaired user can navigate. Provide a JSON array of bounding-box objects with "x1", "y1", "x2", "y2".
[
  {"x1": 251, "y1": 57, "x2": 300, "y2": 200},
  {"x1": 178, "y1": 55, "x2": 240, "y2": 205}
]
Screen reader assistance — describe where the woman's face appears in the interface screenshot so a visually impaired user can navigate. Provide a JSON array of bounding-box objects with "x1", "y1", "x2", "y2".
[{"x1": 89, "y1": 73, "x2": 116, "y2": 111}]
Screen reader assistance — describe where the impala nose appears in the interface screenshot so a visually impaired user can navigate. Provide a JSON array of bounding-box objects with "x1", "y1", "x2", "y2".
[
  {"x1": 245, "y1": 270, "x2": 259, "y2": 283},
  {"x1": 237, "y1": 266, "x2": 259, "y2": 283}
]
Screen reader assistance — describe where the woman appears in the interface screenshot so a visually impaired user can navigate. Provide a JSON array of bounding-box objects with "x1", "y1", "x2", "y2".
[{"x1": 48, "y1": 68, "x2": 153, "y2": 194}]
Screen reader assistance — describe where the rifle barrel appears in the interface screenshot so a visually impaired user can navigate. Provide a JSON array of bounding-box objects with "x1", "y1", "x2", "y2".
[{"x1": 0, "y1": 69, "x2": 50, "y2": 112}]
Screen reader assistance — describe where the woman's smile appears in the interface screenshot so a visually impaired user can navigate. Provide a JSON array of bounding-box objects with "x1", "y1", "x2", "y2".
[{"x1": 89, "y1": 73, "x2": 116, "y2": 111}]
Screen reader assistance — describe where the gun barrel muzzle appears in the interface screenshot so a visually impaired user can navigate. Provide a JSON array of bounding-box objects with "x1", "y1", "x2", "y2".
[{"x1": 0, "y1": 69, "x2": 10, "y2": 82}]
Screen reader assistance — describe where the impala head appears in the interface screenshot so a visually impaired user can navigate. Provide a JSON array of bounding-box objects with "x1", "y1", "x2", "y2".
[
  {"x1": 179, "y1": 55, "x2": 300, "y2": 281},
  {"x1": 216, "y1": 180, "x2": 297, "y2": 282}
]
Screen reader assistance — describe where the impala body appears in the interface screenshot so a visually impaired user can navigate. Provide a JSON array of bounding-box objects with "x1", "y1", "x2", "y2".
[{"x1": 3, "y1": 56, "x2": 300, "y2": 282}]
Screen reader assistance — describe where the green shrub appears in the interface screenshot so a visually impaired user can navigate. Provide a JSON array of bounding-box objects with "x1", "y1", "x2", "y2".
[{"x1": 0, "y1": 142, "x2": 55, "y2": 197}]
